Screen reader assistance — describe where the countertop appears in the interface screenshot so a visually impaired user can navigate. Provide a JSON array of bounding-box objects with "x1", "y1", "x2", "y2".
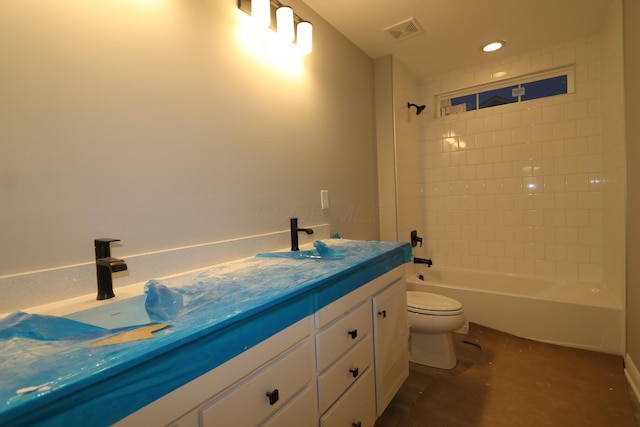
[{"x1": 0, "y1": 239, "x2": 411, "y2": 426}]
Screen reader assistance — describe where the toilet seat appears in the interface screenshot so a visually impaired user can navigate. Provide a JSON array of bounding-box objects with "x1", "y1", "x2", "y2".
[{"x1": 407, "y1": 291, "x2": 463, "y2": 316}]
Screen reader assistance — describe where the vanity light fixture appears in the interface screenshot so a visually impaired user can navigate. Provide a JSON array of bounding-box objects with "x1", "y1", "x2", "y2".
[
  {"x1": 482, "y1": 40, "x2": 505, "y2": 52},
  {"x1": 238, "y1": 0, "x2": 313, "y2": 55}
]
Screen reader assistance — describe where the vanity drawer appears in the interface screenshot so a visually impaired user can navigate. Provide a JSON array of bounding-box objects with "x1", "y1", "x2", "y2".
[
  {"x1": 317, "y1": 334, "x2": 373, "y2": 414},
  {"x1": 320, "y1": 368, "x2": 376, "y2": 427},
  {"x1": 200, "y1": 339, "x2": 313, "y2": 427},
  {"x1": 316, "y1": 300, "x2": 372, "y2": 372}
]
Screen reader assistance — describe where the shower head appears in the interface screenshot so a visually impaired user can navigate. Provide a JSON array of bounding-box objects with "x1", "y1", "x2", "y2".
[{"x1": 407, "y1": 102, "x2": 426, "y2": 116}]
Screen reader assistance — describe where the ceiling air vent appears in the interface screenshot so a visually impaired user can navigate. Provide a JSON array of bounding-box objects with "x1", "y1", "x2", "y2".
[{"x1": 383, "y1": 18, "x2": 423, "y2": 41}]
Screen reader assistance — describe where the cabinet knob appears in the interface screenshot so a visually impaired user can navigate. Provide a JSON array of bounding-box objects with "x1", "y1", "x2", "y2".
[
  {"x1": 266, "y1": 389, "x2": 279, "y2": 405},
  {"x1": 348, "y1": 329, "x2": 358, "y2": 339},
  {"x1": 352, "y1": 422, "x2": 362, "y2": 427},
  {"x1": 378, "y1": 310, "x2": 387, "y2": 318},
  {"x1": 349, "y1": 367, "x2": 359, "y2": 378}
]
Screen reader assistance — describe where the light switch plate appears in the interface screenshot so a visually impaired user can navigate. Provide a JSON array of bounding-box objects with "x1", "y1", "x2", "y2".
[{"x1": 321, "y1": 190, "x2": 329, "y2": 209}]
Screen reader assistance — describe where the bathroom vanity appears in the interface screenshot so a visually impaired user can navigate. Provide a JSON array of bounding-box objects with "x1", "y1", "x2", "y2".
[{"x1": 0, "y1": 239, "x2": 411, "y2": 427}]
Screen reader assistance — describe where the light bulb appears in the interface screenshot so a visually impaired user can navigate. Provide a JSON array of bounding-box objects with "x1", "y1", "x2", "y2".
[
  {"x1": 482, "y1": 41, "x2": 505, "y2": 52},
  {"x1": 251, "y1": 0, "x2": 270, "y2": 27},
  {"x1": 276, "y1": 6, "x2": 294, "y2": 42},
  {"x1": 297, "y1": 21, "x2": 313, "y2": 54}
]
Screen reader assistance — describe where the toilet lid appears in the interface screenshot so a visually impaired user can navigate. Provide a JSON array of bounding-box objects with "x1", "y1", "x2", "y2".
[{"x1": 407, "y1": 291, "x2": 463, "y2": 313}]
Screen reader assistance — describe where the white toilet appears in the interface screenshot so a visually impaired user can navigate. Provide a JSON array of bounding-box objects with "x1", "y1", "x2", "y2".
[{"x1": 406, "y1": 291, "x2": 466, "y2": 369}]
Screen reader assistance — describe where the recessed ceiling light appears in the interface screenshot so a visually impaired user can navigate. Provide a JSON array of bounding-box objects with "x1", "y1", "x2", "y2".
[{"x1": 482, "y1": 41, "x2": 505, "y2": 52}]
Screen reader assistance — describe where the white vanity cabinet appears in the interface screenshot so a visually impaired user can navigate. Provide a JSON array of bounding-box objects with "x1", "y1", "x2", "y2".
[
  {"x1": 314, "y1": 266, "x2": 408, "y2": 427},
  {"x1": 115, "y1": 265, "x2": 409, "y2": 427}
]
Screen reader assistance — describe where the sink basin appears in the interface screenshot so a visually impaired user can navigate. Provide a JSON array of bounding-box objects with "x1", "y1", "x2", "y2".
[{"x1": 61, "y1": 295, "x2": 151, "y2": 329}]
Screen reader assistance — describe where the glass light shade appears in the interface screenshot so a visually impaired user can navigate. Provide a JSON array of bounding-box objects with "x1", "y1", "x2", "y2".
[
  {"x1": 251, "y1": 0, "x2": 271, "y2": 27},
  {"x1": 297, "y1": 21, "x2": 313, "y2": 54},
  {"x1": 276, "y1": 6, "x2": 294, "y2": 41}
]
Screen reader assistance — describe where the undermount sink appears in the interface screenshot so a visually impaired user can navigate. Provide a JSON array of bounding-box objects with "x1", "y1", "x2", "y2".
[{"x1": 61, "y1": 295, "x2": 151, "y2": 330}]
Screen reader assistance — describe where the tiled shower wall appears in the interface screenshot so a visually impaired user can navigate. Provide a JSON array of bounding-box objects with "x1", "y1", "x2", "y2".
[{"x1": 418, "y1": 37, "x2": 610, "y2": 284}]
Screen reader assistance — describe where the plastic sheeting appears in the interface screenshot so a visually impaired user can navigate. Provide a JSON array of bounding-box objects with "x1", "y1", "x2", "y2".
[{"x1": 0, "y1": 239, "x2": 411, "y2": 426}]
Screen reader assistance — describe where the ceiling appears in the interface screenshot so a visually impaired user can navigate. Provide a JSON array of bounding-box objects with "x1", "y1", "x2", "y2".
[{"x1": 301, "y1": 0, "x2": 614, "y2": 78}]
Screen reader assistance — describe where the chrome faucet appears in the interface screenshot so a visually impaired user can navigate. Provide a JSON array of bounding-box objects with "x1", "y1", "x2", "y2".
[
  {"x1": 95, "y1": 238, "x2": 128, "y2": 300},
  {"x1": 290, "y1": 217, "x2": 314, "y2": 251}
]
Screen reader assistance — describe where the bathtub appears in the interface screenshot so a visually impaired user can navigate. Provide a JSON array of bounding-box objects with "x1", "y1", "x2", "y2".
[{"x1": 405, "y1": 267, "x2": 625, "y2": 355}]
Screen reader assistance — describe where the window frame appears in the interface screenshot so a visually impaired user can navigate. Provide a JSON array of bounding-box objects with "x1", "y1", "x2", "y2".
[{"x1": 437, "y1": 66, "x2": 575, "y2": 117}]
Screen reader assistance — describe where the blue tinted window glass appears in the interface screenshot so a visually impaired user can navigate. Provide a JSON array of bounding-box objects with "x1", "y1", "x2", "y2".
[
  {"x1": 521, "y1": 75, "x2": 568, "y2": 101},
  {"x1": 479, "y1": 86, "x2": 518, "y2": 109},
  {"x1": 450, "y1": 94, "x2": 476, "y2": 111}
]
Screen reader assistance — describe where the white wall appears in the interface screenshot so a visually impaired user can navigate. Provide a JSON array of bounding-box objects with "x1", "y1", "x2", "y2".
[
  {"x1": 417, "y1": 37, "x2": 611, "y2": 289},
  {"x1": 393, "y1": 61, "x2": 423, "y2": 248},
  {"x1": 600, "y1": 0, "x2": 626, "y2": 312},
  {"x1": 0, "y1": 1, "x2": 379, "y2": 302},
  {"x1": 374, "y1": 56, "x2": 422, "y2": 245}
]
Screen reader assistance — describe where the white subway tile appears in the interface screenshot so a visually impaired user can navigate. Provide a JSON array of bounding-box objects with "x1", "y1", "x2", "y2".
[
  {"x1": 494, "y1": 194, "x2": 515, "y2": 210},
  {"x1": 533, "y1": 123, "x2": 554, "y2": 141},
  {"x1": 534, "y1": 260, "x2": 556, "y2": 277},
  {"x1": 556, "y1": 262, "x2": 579, "y2": 280},
  {"x1": 515, "y1": 259, "x2": 535, "y2": 275},
  {"x1": 467, "y1": 149, "x2": 485, "y2": 165},
  {"x1": 556, "y1": 227, "x2": 579, "y2": 245},
  {"x1": 496, "y1": 257, "x2": 516, "y2": 274},
  {"x1": 579, "y1": 263, "x2": 602, "y2": 282},
  {"x1": 543, "y1": 104, "x2": 564, "y2": 123},
  {"x1": 502, "y1": 145, "x2": 523, "y2": 161},
  {"x1": 476, "y1": 131, "x2": 494, "y2": 148},
  {"x1": 525, "y1": 242, "x2": 546, "y2": 259},
  {"x1": 553, "y1": 120, "x2": 577, "y2": 139},
  {"x1": 450, "y1": 151, "x2": 467, "y2": 166}
]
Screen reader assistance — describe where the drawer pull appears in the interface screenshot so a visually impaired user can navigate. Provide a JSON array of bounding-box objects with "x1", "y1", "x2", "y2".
[
  {"x1": 378, "y1": 310, "x2": 387, "y2": 318},
  {"x1": 352, "y1": 422, "x2": 362, "y2": 427},
  {"x1": 348, "y1": 329, "x2": 358, "y2": 339},
  {"x1": 266, "y1": 389, "x2": 279, "y2": 405},
  {"x1": 349, "y1": 367, "x2": 359, "y2": 378}
]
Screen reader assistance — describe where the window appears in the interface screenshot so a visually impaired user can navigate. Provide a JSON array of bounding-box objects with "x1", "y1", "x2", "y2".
[{"x1": 439, "y1": 67, "x2": 574, "y2": 117}]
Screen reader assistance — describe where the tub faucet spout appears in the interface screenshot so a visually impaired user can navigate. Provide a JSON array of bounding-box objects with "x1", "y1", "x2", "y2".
[
  {"x1": 414, "y1": 257, "x2": 433, "y2": 268},
  {"x1": 290, "y1": 217, "x2": 314, "y2": 251},
  {"x1": 95, "y1": 238, "x2": 128, "y2": 300}
]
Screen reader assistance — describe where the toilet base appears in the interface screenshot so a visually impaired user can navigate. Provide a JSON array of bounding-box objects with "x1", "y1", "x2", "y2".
[{"x1": 409, "y1": 330, "x2": 457, "y2": 369}]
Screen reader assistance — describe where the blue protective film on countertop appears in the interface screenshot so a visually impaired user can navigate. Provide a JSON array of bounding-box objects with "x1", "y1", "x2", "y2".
[
  {"x1": 0, "y1": 312, "x2": 108, "y2": 341},
  {"x1": 0, "y1": 239, "x2": 411, "y2": 427},
  {"x1": 255, "y1": 239, "x2": 345, "y2": 260}
]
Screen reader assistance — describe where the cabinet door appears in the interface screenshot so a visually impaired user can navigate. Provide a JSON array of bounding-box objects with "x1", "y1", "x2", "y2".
[{"x1": 372, "y1": 280, "x2": 409, "y2": 416}]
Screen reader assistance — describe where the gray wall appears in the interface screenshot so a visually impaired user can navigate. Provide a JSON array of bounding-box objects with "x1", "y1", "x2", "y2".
[{"x1": 0, "y1": 0, "x2": 380, "y2": 279}]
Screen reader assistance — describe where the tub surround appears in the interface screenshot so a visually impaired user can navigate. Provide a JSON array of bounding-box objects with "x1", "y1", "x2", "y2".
[{"x1": 0, "y1": 239, "x2": 411, "y2": 426}]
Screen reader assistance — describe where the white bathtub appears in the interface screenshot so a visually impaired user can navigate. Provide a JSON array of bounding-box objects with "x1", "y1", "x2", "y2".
[{"x1": 405, "y1": 267, "x2": 625, "y2": 355}]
